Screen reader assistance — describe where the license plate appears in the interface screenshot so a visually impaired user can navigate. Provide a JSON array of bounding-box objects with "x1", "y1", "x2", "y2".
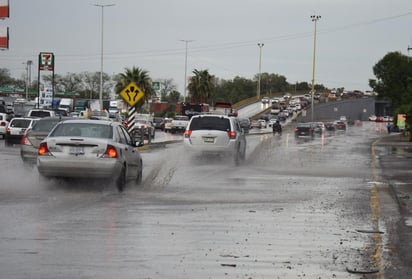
[
  {"x1": 203, "y1": 137, "x2": 215, "y2": 143},
  {"x1": 69, "y1": 146, "x2": 84, "y2": 155}
]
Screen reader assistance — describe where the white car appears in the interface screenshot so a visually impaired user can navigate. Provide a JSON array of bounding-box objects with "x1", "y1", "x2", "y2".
[
  {"x1": 5, "y1": 117, "x2": 38, "y2": 146},
  {"x1": 183, "y1": 114, "x2": 247, "y2": 165},
  {"x1": 0, "y1": 113, "x2": 8, "y2": 139},
  {"x1": 37, "y1": 119, "x2": 143, "y2": 192},
  {"x1": 258, "y1": 119, "x2": 267, "y2": 128}
]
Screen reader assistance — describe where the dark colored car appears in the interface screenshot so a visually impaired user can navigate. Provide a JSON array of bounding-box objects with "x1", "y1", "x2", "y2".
[
  {"x1": 334, "y1": 121, "x2": 346, "y2": 131},
  {"x1": 239, "y1": 118, "x2": 251, "y2": 133},
  {"x1": 294, "y1": 123, "x2": 314, "y2": 138},
  {"x1": 153, "y1": 117, "x2": 164, "y2": 130},
  {"x1": 325, "y1": 122, "x2": 335, "y2": 131}
]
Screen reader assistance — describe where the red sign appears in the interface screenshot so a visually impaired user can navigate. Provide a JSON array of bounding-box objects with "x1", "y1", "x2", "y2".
[{"x1": 39, "y1": 52, "x2": 54, "y2": 71}]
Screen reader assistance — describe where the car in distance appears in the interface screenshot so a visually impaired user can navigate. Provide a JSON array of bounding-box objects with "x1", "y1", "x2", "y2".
[
  {"x1": 238, "y1": 118, "x2": 251, "y2": 134},
  {"x1": 183, "y1": 114, "x2": 246, "y2": 165},
  {"x1": 294, "y1": 123, "x2": 314, "y2": 138},
  {"x1": 163, "y1": 118, "x2": 173, "y2": 132},
  {"x1": 134, "y1": 119, "x2": 155, "y2": 139},
  {"x1": 261, "y1": 97, "x2": 270, "y2": 104},
  {"x1": 20, "y1": 117, "x2": 69, "y2": 164},
  {"x1": 170, "y1": 115, "x2": 190, "y2": 134},
  {"x1": 153, "y1": 117, "x2": 164, "y2": 130},
  {"x1": 0, "y1": 112, "x2": 8, "y2": 139},
  {"x1": 5, "y1": 117, "x2": 38, "y2": 146},
  {"x1": 37, "y1": 119, "x2": 143, "y2": 192},
  {"x1": 26, "y1": 109, "x2": 56, "y2": 118},
  {"x1": 334, "y1": 121, "x2": 347, "y2": 131}
]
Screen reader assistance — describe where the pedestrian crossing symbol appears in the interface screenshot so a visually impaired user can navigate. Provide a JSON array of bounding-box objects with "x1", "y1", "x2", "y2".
[{"x1": 120, "y1": 82, "x2": 145, "y2": 107}]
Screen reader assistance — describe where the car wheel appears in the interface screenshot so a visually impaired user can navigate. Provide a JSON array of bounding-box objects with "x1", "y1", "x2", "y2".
[
  {"x1": 234, "y1": 149, "x2": 240, "y2": 166},
  {"x1": 135, "y1": 162, "x2": 143, "y2": 185},
  {"x1": 116, "y1": 166, "x2": 126, "y2": 192}
]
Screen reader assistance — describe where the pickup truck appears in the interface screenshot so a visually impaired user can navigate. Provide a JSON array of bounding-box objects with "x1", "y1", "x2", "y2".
[{"x1": 170, "y1": 115, "x2": 189, "y2": 134}]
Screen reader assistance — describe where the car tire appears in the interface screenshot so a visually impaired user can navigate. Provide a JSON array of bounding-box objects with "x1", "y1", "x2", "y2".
[
  {"x1": 135, "y1": 163, "x2": 143, "y2": 185},
  {"x1": 116, "y1": 166, "x2": 126, "y2": 192},
  {"x1": 234, "y1": 149, "x2": 240, "y2": 166}
]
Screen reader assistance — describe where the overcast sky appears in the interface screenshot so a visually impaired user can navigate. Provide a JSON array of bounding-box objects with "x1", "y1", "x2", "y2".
[{"x1": 1, "y1": 0, "x2": 412, "y2": 93}]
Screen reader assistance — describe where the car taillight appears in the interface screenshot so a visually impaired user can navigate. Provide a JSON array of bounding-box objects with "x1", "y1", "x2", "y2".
[
  {"x1": 184, "y1": 130, "x2": 192, "y2": 138},
  {"x1": 38, "y1": 142, "x2": 51, "y2": 156},
  {"x1": 0, "y1": 121, "x2": 6, "y2": 126},
  {"x1": 6, "y1": 127, "x2": 11, "y2": 134},
  {"x1": 228, "y1": 131, "x2": 237, "y2": 139},
  {"x1": 21, "y1": 134, "x2": 32, "y2": 146},
  {"x1": 103, "y1": 144, "x2": 118, "y2": 158}
]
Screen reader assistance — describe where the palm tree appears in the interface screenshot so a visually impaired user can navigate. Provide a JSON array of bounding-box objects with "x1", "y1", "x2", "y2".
[
  {"x1": 114, "y1": 66, "x2": 154, "y2": 105},
  {"x1": 188, "y1": 69, "x2": 215, "y2": 103}
]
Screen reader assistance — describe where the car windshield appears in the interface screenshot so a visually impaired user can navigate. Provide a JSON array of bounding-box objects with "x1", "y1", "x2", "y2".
[
  {"x1": 50, "y1": 123, "x2": 113, "y2": 138},
  {"x1": 189, "y1": 116, "x2": 230, "y2": 131},
  {"x1": 32, "y1": 119, "x2": 61, "y2": 132}
]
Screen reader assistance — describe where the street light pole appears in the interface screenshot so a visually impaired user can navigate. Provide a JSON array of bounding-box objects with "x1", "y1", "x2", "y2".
[
  {"x1": 94, "y1": 3, "x2": 115, "y2": 110},
  {"x1": 180, "y1": 40, "x2": 193, "y2": 103},
  {"x1": 310, "y1": 14, "x2": 321, "y2": 122},
  {"x1": 257, "y1": 43, "x2": 264, "y2": 99}
]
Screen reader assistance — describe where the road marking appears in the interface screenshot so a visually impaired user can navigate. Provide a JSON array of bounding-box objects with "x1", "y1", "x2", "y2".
[{"x1": 370, "y1": 140, "x2": 385, "y2": 279}]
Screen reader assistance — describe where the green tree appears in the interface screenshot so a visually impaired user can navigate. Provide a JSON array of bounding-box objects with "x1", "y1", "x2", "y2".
[
  {"x1": 114, "y1": 66, "x2": 154, "y2": 105},
  {"x1": 160, "y1": 78, "x2": 178, "y2": 102},
  {"x1": 188, "y1": 69, "x2": 215, "y2": 103},
  {"x1": 370, "y1": 51, "x2": 412, "y2": 141},
  {"x1": 369, "y1": 51, "x2": 412, "y2": 110},
  {"x1": 0, "y1": 68, "x2": 14, "y2": 86}
]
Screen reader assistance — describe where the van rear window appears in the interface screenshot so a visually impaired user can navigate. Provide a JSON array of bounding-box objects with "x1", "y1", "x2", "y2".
[{"x1": 189, "y1": 116, "x2": 230, "y2": 131}]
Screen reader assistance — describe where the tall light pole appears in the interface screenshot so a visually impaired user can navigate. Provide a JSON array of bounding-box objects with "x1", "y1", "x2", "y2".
[
  {"x1": 180, "y1": 39, "x2": 193, "y2": 103},
  {"x1": 257, "y1": 43, "x2": 264, "y2": 99},
  {"x1": 310, "y1": 14, "x2": 321, "y2": 122},
  {"x1": 23, "y1": 60, "x2": 32, "y2": 100},
  {"x1": 94, "y1": 3, "x2": 115, "y2": 110}
]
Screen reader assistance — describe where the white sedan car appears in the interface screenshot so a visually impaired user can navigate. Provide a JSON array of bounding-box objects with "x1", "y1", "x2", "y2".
[{"x1": 37, "y1": 119, "x2": 143, "y2": 192}]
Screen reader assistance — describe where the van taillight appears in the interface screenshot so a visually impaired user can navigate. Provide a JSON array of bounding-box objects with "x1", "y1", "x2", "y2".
[
  {"x1": 38, "y1": 142, "x2": 51, "y2": 156},
  {"x1": 104, "y1": 145, "x2": 118, "y2": 158},
  {"x1": 184, "y1": 130, "x2": 192, "y2": 138},
  {"x1": 228, "y1": 131, "x2": 237, "y2": 139},
  {"x1": 0, "y1": 121, "x2": 6, "y2": 126}
]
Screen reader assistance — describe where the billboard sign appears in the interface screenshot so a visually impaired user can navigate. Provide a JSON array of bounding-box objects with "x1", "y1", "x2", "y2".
[
  {"x1": 0, "y1": 0, "x2": 9, "y2": 18},
  {"x1": 39, "y1": 52, "x2": 54, "y2": 71},
  {"x1": 0, "y1": 26, "x2": 8, "y2": 49}
]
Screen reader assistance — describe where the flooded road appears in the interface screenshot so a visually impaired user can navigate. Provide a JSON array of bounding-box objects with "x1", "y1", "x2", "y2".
[{"x1": 0, "y1": 122, "x2": 404, "y2": 278}]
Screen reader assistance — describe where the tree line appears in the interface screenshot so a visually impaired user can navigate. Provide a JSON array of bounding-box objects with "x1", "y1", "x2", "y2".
[{"x1": 0, "y1": 66, "x2": 324, "y2": 106}]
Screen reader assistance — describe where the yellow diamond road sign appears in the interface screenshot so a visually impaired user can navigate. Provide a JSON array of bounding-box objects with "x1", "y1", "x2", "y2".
[{"x1": 120, "y1": 82, "x2": 145, "y2": 107}]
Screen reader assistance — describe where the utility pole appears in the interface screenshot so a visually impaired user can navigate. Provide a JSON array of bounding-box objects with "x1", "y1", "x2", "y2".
[
  {"x1": 180, "y1": 39, "x2": 193, "y2": 103},
  {"x1": 94, "y1": 3, "x2": 115, "y2": 110},
  {"x1": 408, "y1": 45, "x2": 412, "y2": 62},
  {"x1": 310, "y1": 14, "x2": 321, "y2": 122},
  {"x1": 257, "y1": 43, "x2": 264, "y2": 99}
]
